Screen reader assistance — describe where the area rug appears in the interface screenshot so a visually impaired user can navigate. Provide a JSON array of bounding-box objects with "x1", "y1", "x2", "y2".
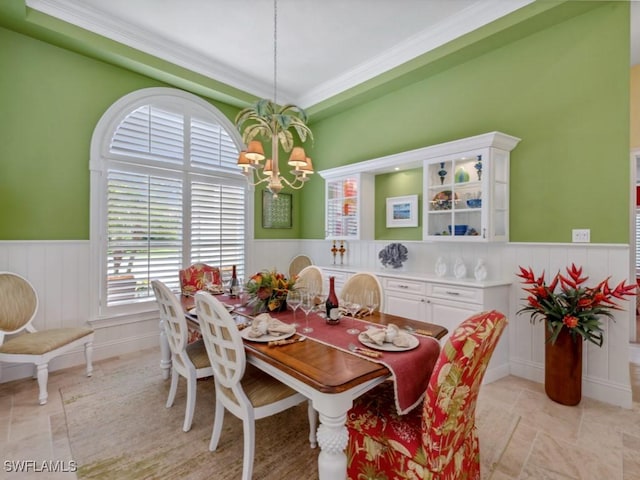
[{"x1": 57, "y1": 349, "x2": 518, "y2": 479}]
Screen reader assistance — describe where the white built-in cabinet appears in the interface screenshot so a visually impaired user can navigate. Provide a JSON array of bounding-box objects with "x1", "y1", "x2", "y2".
[
  {"x1": 383, "y1": 275, "x2": 509, "y2": 343},
  {"x1": 318, "y1": 131, "x2": 520, "y2": 243}
]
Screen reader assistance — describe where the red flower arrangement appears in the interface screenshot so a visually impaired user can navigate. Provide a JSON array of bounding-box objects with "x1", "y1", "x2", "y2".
[{"x1": 517, "y1": 264, "x2": 636, "y2": 346}]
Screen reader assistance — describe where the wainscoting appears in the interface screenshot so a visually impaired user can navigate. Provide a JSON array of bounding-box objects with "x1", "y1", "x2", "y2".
[{"x1": 0, "y1": 239, "x2": 635, "y2": 408}]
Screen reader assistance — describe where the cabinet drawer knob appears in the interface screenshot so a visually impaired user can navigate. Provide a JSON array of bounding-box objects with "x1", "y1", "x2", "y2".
[
  {"x1": 445, "y1": 291, "x2": 461, "y2": 296},
  {"x1": 399, "y1": 284, "x2": 409, "y2": 289}
]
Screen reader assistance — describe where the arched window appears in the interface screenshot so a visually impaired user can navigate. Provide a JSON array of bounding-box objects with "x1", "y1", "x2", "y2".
[{"x1": 90, "y1": 88, "x2": 248, "y2": 319}]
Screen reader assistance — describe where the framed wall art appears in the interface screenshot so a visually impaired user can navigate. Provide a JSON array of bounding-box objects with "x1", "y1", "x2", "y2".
[
  {"x1": 262, "y1": 191, "x2": 292, "y2": 229},
  {"x1": 386, "y1": 194, "x2": 418, "y2": 228}
]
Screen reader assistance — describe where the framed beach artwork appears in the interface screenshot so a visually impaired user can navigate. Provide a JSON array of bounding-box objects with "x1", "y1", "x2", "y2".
[{"x1": 386, "y1": 195, "x2": 418, "y2": 228}]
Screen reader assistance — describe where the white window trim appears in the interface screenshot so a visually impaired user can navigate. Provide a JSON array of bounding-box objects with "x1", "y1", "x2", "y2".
[{"x1": 89, "y1": 87, "x2": 253, "y2": 323}]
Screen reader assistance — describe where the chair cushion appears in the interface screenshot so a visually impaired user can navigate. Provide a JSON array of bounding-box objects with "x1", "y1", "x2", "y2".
[
  {"x1": 186, "y1": 339, "x2": 211, "y2": 370},
  {"x1": 0, "y1": 327, "x2": 93, "y2": 355}
]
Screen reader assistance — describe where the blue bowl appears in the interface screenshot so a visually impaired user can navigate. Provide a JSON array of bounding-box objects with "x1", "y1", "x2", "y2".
[
  {"x1": 448, "y1": 224, "x2": 468, "y2": 236},
  {"x1": 466, "y1": 199, "x2": 482, "y2": 208}
]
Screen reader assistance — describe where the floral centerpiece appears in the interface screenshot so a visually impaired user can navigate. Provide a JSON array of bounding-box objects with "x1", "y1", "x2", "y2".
[
  {"x1": 516, "y1": 264, "x2": 636, "y2": 346},
  {"x1": 245, "y1": 269, "x2": 296, "y2": 314}
]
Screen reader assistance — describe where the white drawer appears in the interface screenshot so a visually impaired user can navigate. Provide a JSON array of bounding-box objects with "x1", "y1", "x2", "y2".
[
  {"x1": 428, "y1": 284, "x2": 482, "y2": 304},
  {"x1": 383, "y1": 277, "x2": 426, "y2": 295}
]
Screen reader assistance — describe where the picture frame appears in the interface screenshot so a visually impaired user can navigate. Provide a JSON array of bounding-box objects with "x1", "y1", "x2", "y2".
[
  {"x1": 386, "y1": 194, "x2": 418, "y2": 228},
  {"x1": 262, "y1": 191, "x2": 292, "y2": 229}
]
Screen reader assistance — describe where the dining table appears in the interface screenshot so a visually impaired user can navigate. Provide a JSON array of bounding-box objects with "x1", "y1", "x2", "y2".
[{"x1": 160, "y1": 292, "x2": 447, "y2": 480}]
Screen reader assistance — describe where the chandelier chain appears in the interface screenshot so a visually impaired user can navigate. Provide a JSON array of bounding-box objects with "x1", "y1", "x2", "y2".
[{"x1": 273, "y1": 0, "x2": 277, "y2": 105}]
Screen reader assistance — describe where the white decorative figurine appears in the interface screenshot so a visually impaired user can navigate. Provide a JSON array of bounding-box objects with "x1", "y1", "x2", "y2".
[
  {"x1": 435, "y1": 257, "x2": 447, "y2": 277},
  {"x1": 474, "y1": 258, "x2": 488, "y2": 281},
  {"x1": 453, "y1": 258, "x2": 466, "y2": 279}
]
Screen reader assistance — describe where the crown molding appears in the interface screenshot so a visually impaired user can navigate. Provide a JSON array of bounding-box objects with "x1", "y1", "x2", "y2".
[
  {"x1": 296, "y1": 0, "x2": 534, "y2": 108},
  {"x1": 27, "y1": 0, "x2": 533, "y2": 109},
  {"x1": 26, "y1": 0, "x2": 272, "y2": 101}
]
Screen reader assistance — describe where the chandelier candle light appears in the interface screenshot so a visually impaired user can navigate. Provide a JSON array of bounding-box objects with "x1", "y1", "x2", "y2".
[{"x1": 235, "y1": 0, "x2": 314, "y2": 197}]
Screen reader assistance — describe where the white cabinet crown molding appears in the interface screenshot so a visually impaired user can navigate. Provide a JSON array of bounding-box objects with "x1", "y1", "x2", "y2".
[{"x1": 318, "y1": 131, "x2": 521, "y2": 179}]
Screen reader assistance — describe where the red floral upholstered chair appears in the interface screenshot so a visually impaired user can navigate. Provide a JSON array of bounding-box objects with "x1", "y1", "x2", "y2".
[
  {"x1": 346, "y1": 310, "x2": 508, "y2": 480},
  {"x1": 179, "y1": 263, "x2": 220, "y2": 297},
  {"x1": 179, "y1": 263, "x2": 220, "y2": 343}
]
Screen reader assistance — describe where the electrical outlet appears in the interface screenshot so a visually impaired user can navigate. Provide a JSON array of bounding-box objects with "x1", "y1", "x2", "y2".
[{"x1": 572, "y1": 229, "x2": 590, "y2": 243}]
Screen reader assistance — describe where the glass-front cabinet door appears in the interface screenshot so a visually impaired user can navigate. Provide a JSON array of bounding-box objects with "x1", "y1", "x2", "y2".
[
  {"x1": 324, "y1": 173, "x2": 373, "y2": 240},
  {"x1": 423, "y1": 137, "x2": 515, "y2": 242}
]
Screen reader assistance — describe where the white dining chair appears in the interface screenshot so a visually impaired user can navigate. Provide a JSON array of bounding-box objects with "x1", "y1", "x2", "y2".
[
  {"x1": 288, "y1": 254, "x2": 313, "y2": 279},
  {"x1": 0, "y1": 272, "x2": 94, "y2": 405},
  {"x1": 295, "y1": 265, "x2": 324, "y2": 294},
  {"x1": 151, "y1": 279, "x2": 213, "y2": 432},
  {"x1": 194, "y1": 291, "x2": 317, "y2": 480},
  {"x1": 340, "y1": 272, "x2": 384, "y2": 312}
]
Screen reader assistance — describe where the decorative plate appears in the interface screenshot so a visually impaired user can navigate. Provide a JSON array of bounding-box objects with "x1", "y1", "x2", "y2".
[
  {"x1": 431, "y1": 191, "x2": 458, "y2": 210},
  {"x1": 240, "y1": 328, "x2": 295, "y2": 343}
]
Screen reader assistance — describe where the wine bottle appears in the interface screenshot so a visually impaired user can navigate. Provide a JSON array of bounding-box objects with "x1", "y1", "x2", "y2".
[
  {"x1": 325, "y1": 276, "x2": 340, "y2": 324},
  {"x1": 229, "y1": 265, "x2": 239, "y2": 298}
]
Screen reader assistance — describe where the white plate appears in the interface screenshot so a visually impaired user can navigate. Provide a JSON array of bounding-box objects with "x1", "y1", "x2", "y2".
[
  {"x1": 357, "y1": 332, "x2": 419, "y2": 352},
  {"x1": 187, "y1": 304, "x2": 234, "y2": 316},
  {"x1": 240, "y1": 328, "x2": 296, "y2": 343}
]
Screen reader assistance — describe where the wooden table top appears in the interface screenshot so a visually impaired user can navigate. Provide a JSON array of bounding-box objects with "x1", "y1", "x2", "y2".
[{"x1": 181, "y1": 294, "x2": 447, "y2": 394}]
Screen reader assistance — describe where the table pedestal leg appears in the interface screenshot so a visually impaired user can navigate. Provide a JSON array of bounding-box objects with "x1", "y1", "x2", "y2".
[
  {"x1": 316, "y1": 412, "x2": 348, "y2": 480},
  {"x1": 159, "y1": 319, "x2": 171, "y2": 380}
]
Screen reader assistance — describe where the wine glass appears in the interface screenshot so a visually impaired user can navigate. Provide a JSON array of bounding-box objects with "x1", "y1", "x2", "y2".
[
  {"x1": 286, "y1": 289, "x2": 302, "y2": 328},
  {"x1": 202, "y1": 271, "x2": 214, "y2": 292},
  {"x1": 365, "y1": 291, "x2": 378, "y2": 317},
  {"x1": 344, "y1": 295, "x2": 361, "y2": 335},
  {"x1": 300, "y1": 292, "x2": 315, "y2": 333}
]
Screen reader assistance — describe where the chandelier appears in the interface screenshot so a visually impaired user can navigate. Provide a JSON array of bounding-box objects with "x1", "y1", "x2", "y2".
[{"x1": 235, "y1": 0, "x2": 314, "y2": 197}]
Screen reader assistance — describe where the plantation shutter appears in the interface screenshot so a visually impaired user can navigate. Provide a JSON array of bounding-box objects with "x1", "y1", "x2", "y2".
[
  {"x1": 106, "y1": 170, "x2": 183, "y2": 304},
  {"x1": 191, "y1": 181, "x2": 246, "y2": 281},
  {"x1": 102, "y1": 97, "x2": 244, "y2": 308}
]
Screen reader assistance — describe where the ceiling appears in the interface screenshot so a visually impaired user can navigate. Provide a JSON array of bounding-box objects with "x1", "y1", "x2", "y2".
[{"x1": 27, "y1": 0, "x2": 640, "y2": 109}]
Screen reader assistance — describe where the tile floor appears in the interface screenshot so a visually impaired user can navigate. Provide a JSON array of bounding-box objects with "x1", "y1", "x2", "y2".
[{"x1": 1, "y1": 347, "x2": 640, "y2": 480}]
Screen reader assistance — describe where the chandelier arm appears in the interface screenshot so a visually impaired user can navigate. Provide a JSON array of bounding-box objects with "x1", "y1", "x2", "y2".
[
  {"x1": 280, "y1": 175, "x2": 307, "y2": 190},
  {"x1": 244, "y1": 169, "x2": 271, "y2": 188}
]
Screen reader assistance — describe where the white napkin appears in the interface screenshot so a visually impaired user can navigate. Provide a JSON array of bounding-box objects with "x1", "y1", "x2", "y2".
[
  {"x1": 384, "y1": 324, "x2": 399, "y2": 343},
  {"x1": 392, "y1": 331, "x2": 413, "y2": 348},
  {"x1": 361, "y1": 327, "x2": 387, "y2": 345},
  {"x1": 247, "y1": 313, "x2": 295, "y2": 338}
]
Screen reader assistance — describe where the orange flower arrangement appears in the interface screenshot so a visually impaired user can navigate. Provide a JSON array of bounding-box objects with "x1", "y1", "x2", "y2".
[
  {"x1": 245, "y1": 269, "x2": 296, "y2": 313},
  {"x1": 517, "y1": 264, "x2": 636, "y2": 346}
]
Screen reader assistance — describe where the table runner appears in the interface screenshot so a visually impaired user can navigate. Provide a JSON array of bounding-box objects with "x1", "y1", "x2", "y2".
[{"x1": 224, "y1": 295, "x2": 441, "y2": 415}]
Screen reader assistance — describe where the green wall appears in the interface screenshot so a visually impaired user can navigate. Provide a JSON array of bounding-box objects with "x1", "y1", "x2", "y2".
[
  {"x1": 0, "y1": 26, "x2": 303, "y2": 240},
  {"x1": 0, "y1": 2, "x2": 631, "y2": 244},
  {"x1": 302, "y1": 2, "x2": 630, "y2": 243}
]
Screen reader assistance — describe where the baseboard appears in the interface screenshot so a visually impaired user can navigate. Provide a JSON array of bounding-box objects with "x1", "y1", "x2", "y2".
[
  {"x1": 483, "y1": 362, "x2": 511, "y2": 384},
  {"x1": 509, "y1": 358, "x2": 632, "y2": 408}
]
